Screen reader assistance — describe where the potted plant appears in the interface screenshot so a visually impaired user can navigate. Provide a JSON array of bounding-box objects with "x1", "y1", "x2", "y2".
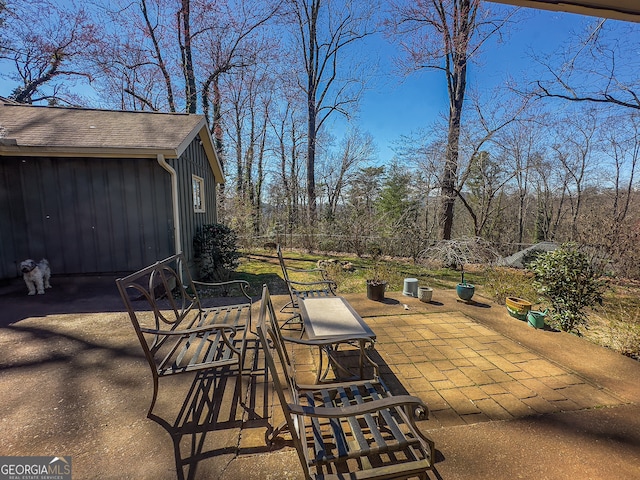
[
  {"x1": 419, "y1": 238, "x2": 497, "y2": 303},
  {"x1": 456, "y1": 268, "x2": 475, "y2": 302},
  {"x1": 505, "y1": 296, "x2": 532, "y2": 320},
  {"x1": 367, "y1": 278, "x2": 387, "y2": 301},
  {"x1": 366, "y1": 246, "x2": 387, "y2": 302}
]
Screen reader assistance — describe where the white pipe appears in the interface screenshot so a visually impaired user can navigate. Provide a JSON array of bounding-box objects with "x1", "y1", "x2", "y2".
[{"x1": 157, "y1": 154, "x2": 181, "y2": 255}]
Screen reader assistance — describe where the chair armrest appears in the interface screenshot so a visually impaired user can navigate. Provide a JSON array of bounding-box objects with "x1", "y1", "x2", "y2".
[
  {"x1": 192, "y1": 279, "x2": 252, "y2": 300},
  {"x1": 288, "y1": 267, "x2": 328, "y2": 274},
  {"x1": 288, "y1": 279, "x2": 338, "y2": 290},
  {"x1": 289, "y1": 395, "x2": 429, "y2": 418}
]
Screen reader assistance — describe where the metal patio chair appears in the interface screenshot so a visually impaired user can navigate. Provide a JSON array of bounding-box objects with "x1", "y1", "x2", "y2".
[
  {"x1": 257, "y1": 284, "x2": 435, "y2": 479},
  {"x1": 116, "y1": 253, "x2": 251, "y2": 417},
  {"x1": 277, "y1": 244, "x2": 337, "y2": 326}
]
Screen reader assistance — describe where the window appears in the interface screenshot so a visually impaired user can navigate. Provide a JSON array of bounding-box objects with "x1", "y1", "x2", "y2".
[{"x1": 192, "y1": 175, "x2": 205, "y2": 213}]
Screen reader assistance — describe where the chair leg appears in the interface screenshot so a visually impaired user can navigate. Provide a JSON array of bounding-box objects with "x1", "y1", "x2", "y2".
[
  {"x1": 267, "y1": 420, "x2": 289, "y2": 445},
  {"x1": 147, "y1": 375, "x2": 159, "y2": 418},
  {"x1": 279, "y1": 300, "x2": 294, "y2": 313},
  {"x1": 238, "y1": 343, "x2": 247, "y2": 407}
]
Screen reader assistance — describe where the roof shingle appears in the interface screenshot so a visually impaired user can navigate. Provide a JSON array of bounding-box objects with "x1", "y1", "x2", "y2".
[{"x1": 0, "y1": 103, "x2": 204, "y2": 153}]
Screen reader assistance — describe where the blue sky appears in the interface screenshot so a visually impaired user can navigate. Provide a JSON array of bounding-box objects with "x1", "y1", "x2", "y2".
[
  {"x1": 351, "y1": 6, "x2": 599, "y2": 163},
  {"x1": 0, "y1": 3, "x2": 616, "y2": 165}
]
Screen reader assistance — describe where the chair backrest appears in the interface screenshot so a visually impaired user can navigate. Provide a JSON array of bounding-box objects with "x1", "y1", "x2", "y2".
[
  {"x1": 276, "y1": 244, "x2": 335, "y2": 303},
  {"x1": 256, "y1": 285, "x2": 310, "y2": 474},
  {"x1": 276, "y1": 244, "x2": 292, "y2": 285},
  {"x1": 116, "y1": 253, "x2": 203, "y2": 357},
  {"x1": 276, "y1": 244, "x2": 301, "y2": 310},
  {"x1": 257, "y1": 285, "x2": 297, "y2": 399}
]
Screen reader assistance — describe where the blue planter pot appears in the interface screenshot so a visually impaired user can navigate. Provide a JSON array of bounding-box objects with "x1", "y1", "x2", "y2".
[{"x1": 456, "y1": 283, "x2": 475, "y2": 301}]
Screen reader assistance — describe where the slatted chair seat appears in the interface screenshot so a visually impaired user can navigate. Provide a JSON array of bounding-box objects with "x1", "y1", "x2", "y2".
[
  {"x1": 116, "y1": 253, "x2": 250, "y2": 417},
  {"x1": 257, "y1": 285, "x2": 435, "y2": 480}
]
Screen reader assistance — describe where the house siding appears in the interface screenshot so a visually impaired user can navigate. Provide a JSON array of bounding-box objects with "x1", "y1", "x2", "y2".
[
  {"x1": 173, "y1": 137, "x2": 218, "y2": 278},
  {"x1": 0, "y1": 155, "x2": 174, "y2": 279}
]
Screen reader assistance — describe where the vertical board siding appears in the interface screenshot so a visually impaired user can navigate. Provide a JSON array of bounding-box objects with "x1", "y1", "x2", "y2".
[
  {"x1": 0, "y1": 156, "x2": 174, "y2": 279},
  {"x1": 0, "y1": 137, "x2": 219, "y2": 281},
  {"x1": 174, "y1": 138, "x2": 218, "y2": 277}
]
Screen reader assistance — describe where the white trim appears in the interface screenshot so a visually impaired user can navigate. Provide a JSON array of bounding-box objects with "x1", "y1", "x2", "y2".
[
  {"x1": 192, "y1": 174, "x2": 206, "y2": 213},
  {"x1": 0, "y1": 146, "x2": 179, "y2": 158},
  {"x1": 157, "y1": 154, "x2": 182, "y2": 255}
]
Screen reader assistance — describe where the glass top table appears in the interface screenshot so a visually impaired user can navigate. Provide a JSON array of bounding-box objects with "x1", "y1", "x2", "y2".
[{"x1": 297, "y1": 296, "x2": 377, "y2": 382}]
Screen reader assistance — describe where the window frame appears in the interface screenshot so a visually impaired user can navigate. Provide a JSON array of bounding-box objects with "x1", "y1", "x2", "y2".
[{"x1": 192, "y1": 175, "x2": 206, "y2": 213}]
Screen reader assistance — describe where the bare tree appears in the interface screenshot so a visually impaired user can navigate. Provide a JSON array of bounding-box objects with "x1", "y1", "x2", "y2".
[
  {"x1": 224, "y1": 64, "x2": 272, "y2": 234},
  {"x1": 496, "y1": 112, "x2": 547, "y2": 244},
  {"x1": 532, "y1": 20, "x2": 640, "y2": 111},
  {"x1": 320, "y1": 128, "x2": 375, "y2": 221},
  {"x1": 551, "y1": 108, "x2": 599, "y2": 240},
  {"x1": 98, "y1": 0, "x2": 277, "y2": 118},
  {"x1": 446, "y1": 88, "x2": 528, "y2": 238},
  {"x1": 602, "y1": 114, "x2": 639, "y2": 227},
  {"x1": 269, "y1": 93, "x2": 306, "y2": 236},
  {"x1": 595, "y1": 113, "x2": 640, "y2": 276},
  {"x1": 387, "y1": 0, "x2": 516, "y2": 240},
  {"x1": 0, "y1": 0, "x2": 99, "y2": 105},
  {"x1": 285, "y1": 0, "x2": 376, "y2": 223}
]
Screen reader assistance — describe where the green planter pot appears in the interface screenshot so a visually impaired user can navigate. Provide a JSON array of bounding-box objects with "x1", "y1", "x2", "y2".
[
  {"x1": 527, "y1": 310, "x2": 548, "y2": 329},
  {"x1": 456, "y1": 283, "x2": 475, "y2": 301}
]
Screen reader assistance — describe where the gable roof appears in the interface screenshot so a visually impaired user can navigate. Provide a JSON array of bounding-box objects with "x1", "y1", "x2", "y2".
[{"x1": 0, "y1": 102, "x2": 224, "y2": 183}]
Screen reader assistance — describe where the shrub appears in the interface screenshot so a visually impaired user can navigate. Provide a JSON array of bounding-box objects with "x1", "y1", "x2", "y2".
[
  {"x1": 521, "y1": 248, "x2": 547, "y2": 269},
  {"x1": 528, "y1": 243, "x2": 608, "y2": 334},
  {"x1": 484, "y1": 267, "x2": 539, "y2": 305},
  {"x1": 193, "y1": 224, "x2": 241, "y2": 281}
]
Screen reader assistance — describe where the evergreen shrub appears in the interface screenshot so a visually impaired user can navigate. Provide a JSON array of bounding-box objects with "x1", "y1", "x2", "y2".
[{"x1": 193, "y1": 223, "x2": 241, "y2": 281}]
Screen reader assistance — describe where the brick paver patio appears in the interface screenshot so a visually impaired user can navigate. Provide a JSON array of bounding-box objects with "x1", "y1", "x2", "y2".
[{"x1": 290, "y1": 310, "x2": 626, "y2": 430}]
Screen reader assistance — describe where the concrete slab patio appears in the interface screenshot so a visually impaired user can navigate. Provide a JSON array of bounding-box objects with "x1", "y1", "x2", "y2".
[{"x1": 1, "y1": 277, "x2": 639, "y2": 479}]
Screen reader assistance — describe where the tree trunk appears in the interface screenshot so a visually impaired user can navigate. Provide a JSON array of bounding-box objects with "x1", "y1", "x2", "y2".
[
  {"x1": 307, "y1": 101, "x2": 317, "y2": 222},
  {"x1": 437, "y1": 0, "x2": 473, "y2": 240},
  {"x1": 440, "y1": 88, "x2": 465, "y2": 240},
  {"x1": 306, "y1": 1, "x2": 319, "y2": 223},
  {"x1": 179, "y1": 0, "x2": 197, "y2": 114}
]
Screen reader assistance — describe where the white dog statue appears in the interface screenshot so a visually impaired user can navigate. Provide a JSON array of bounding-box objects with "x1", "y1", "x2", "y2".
[{"x1": 20, "y1": 259, "x2": 52, "y2": 295}]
